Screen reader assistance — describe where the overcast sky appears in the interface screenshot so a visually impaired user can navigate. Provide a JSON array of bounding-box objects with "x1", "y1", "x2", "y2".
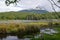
[{"x1": 0, "y1": 0, "x2": 60, "y2": 12}]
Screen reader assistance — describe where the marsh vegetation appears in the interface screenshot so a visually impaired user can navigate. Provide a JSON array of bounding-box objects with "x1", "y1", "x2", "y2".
[
  {"x1": 0, "y1": 12, "x2": 60, "y2": 40},
  {"x1": 0, "y1": 21, "x2": 60, "y2": 40}
]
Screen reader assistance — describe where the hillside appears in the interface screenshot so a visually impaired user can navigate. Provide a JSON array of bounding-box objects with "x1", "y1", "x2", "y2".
[{"x1": 0, "y1": 12, "x2": 60, "y2": 20}]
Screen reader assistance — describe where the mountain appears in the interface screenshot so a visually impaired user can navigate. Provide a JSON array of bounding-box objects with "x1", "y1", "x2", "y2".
[
  {"x1": 18, "y1": 6, "x2": 48, "y2": 13},
  {"x1": 19, "y1": 9, "x2": 48, "y2": 13}
]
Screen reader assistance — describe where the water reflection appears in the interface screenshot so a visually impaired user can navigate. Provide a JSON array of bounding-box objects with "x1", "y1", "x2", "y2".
[
  {"x1": 0, "y1": 34, "x2": 30, "y2": 40},
  {"x1": 0, "y1": 28, "x2": 58, "y2": 40},
  {"x1": 40, "y1": 28, "x2": 58, "y2": 35},
  {"x1": 0, "y1": 34, "x2": 7, "y2": 40},
  {"x1": 4, "y1": 36, "x2": 18, "y2": 40}
]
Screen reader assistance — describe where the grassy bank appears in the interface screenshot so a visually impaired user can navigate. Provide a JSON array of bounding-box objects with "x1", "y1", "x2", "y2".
[
  {"x1": 0, "y1": 23, "x2": 40, "y2": 34},
  {"x1": 0, "y1": 22, "x2": 60, "y2": 34},
  {"x1": 30, "y1": 22, "x2": 60, "y2": 40},
  {"x1": 31, "y1": 27, "x2": 60, "y2": 40},
  {"x1": 0, "y1": 21, "x2": 60, "y2": 39}
]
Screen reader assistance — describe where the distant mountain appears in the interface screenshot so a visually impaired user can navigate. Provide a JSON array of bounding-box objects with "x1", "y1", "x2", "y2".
[
  {"x1": 18, "y1": 6, "x2": 48, "y2": 13},
  {"x1": 19, "y1": 9, "x2": 48, "y2": 13}
]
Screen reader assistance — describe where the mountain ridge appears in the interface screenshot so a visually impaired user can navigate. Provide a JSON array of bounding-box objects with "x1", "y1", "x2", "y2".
[{"x1": 18, "y1": 9, "x2": 48, "y2": 13}]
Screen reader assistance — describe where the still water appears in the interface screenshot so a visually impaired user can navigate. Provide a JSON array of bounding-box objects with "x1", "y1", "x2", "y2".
[
  {"x1": 0, "y1": 34, "x2": 30, "y2": 40},
  {"x1": 2, "y1": 36, "x2": 30, "y2": 40},
  {"x1": 0, "y1": 28, "x2": 58, "y2": 40}
]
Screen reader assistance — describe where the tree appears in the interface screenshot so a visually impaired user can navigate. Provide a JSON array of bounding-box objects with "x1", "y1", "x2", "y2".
[
  {"x1": 5, "y1": 0, "x2": 60, "y2": 16},
  {"x1": 5, "y1": 0, "x2": 60, "y2": 9},
  {"x1": 5, "y1": 0, "x2": 60, "y2": 10},
  {"x1": 48, "y1": 0, "x2": 60, "y2": 16},
  {"x1": 51, "y1": 0, "x2": 60, "y2": 8},
  {"x1": 5, "y1": 0, "x2": 20, "y2": 6},
  {"x1": 47, "y1": 0, "x2": 56, "y2": 12},
  {"x1": 58, "y1": 0, "x2": 60, "y2": 2}
]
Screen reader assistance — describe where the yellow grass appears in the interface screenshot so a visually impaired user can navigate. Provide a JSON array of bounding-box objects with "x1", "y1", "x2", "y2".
[{"x1": 0, "y1": 22, "x2": 59, "y2": 34}]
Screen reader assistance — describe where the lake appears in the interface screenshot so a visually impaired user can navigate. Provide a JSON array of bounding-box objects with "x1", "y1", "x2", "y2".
[{"x1": 0, "y1": 28, "x2": 58, "y2": 40}]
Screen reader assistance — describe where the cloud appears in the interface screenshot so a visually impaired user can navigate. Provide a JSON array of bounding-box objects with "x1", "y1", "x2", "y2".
[
  {"x1": 0, "y1": 0, "x2": 24, "y2": 12},
  {"x1": 0, "y1": 0, "x2": 60, "y2": 12},
  {"x1": 18, "y1": 0, "x2": 60, "y2": 12}
]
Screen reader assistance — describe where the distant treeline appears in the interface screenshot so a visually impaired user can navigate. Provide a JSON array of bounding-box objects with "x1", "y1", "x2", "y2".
[{"x1": 0, "y1": 12, "x2": 60, "y2": 20}]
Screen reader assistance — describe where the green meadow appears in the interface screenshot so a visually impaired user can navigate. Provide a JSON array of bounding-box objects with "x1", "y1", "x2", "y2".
[
  {"x1": 0, "y1": 12, "x2": 60, "y2": 20},
  {"x1": 0, "y1": 12, "x2": 60, "y2": 40}
]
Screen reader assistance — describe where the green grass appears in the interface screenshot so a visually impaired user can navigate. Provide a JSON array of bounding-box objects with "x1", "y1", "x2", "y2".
[
  {"x1": 0, "y1": 12, "x2": 60, "y2": 20},
  {"x1": 31, "y1": 27, "x2": 60, "y2": 40}
]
